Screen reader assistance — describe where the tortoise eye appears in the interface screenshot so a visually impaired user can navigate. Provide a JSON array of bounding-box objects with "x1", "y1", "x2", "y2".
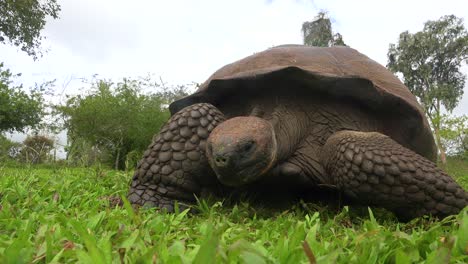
[{"x1": 242, "y1": 140, "x2": 256, "y2": 153}]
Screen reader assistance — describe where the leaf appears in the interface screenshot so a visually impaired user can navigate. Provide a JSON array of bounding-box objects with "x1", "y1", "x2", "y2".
[
  {"x1": 48, "y1": 248, "x2": 65, "y2": 264},
  {"x1": 3, "y1": 238, "x2": 33, "y2": 264},
  {"x1": 395, "y1": 249, "x2": 411, "y2": 264},
  {"x1": 171, "y1": 208, "x2": 190, "y2": 226},
  {"x1": 86, "y1": 211, "x2": 106, "y2": 230},
  {"x1": 455, "y1": 211, "x2": 468, "y2": 254},
  {"x1": 97, "y1": 234, "x2": 113, "y2": 264},
  {"x1": 2, "y1": 220, "x2": 34, "y2": 264},
  {"x1": 76, "y1": 250, "x2": 95, "y2": 264},
  {"x1": 121, "y1": 195, "x2": 136, "y2": 220},
  {"x1": 240, "y1": 251, "x2": 266, "y2": 264},
  {"x1": 193, "y1": 224, "x2": 219, "y2": 264},
  {"x1": 426, "y1": 236, "x2": 455, "y2": 264},
  {"x1": 168, "y1": 240, "x2": 186, "y2": 256},
  {"x1": 365, "y1": 207, "x2": 380, "y2": 231},
  {"x1": 69, "y1": 220, "x2": 107, "y2": 264},
  {"x1": 119, "y1": 230, "x2": 139, "y2": 250}
]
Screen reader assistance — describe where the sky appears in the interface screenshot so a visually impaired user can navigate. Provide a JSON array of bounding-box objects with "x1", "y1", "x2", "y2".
[{"x1": 1, "y1": 0, "x2": 468, "y2": 154}]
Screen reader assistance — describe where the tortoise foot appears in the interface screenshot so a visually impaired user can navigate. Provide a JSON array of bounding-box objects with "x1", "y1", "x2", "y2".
[
  {"x1": 322, "y1": 130, "x2": 468, "y2": 221},
  {"x1": 127, "y1": 103, "x2": 226, "y2": 212}
]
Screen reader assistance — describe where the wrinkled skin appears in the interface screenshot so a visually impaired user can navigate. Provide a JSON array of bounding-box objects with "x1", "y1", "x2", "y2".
[
  {"x1": 128, "y1": 91, "x2": 468, "y2": 220},
  {"x1": 206, "y1": 116, "x2": 277, "y2": 187}
]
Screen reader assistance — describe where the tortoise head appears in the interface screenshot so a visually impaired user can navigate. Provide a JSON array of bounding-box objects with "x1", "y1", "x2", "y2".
[{"x1": 206, "y1": 116, "x2": 277, "y2": 187}]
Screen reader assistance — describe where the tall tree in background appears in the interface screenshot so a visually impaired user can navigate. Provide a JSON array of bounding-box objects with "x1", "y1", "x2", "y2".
[
  {"x1": 0, "y1": 63, "x2": 45, "y2": 133},
  {"x1": 302, "y1": 11, "x2": 346, "y2": 47},
  {"x1": 0, "y1": 0, "x2": 61, "y2": 59},
  {"x1": 387, "y1": 15, "x2": 468, "y2": 164},
  {"x1": 0, "y1": 0, "x2": 59, "y2": 136}
]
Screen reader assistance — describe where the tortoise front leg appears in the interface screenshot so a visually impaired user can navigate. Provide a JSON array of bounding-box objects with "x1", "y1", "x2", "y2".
[
  {"x1": 128, "y1": 103, "x2": 225, "y2": 212},
  {"x1": 321, "y1": 130, "x2": 468, "y2": 220}
]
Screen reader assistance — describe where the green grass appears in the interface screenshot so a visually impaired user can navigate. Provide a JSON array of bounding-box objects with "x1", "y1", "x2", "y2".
[
  {"x1": 0, "y1": 160, "x2": 467, "y2": 263},
  {"x1": 441, "y1": 157, "x2": 468, "y2": 188}
]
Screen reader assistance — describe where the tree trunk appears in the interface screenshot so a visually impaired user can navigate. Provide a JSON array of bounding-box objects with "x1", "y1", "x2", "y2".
[
  {"x1": 434, "y1": 99, "x2": 447, "y2": 164},
  {"x1": 115, "y1": 148, "x2": 120, "y2": 170},
  {"x1": 434, "y1": 127, "x2": 447, "y2": 164}
]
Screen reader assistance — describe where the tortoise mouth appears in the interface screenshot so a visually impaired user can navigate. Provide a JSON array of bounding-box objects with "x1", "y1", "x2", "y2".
[{"x1": 206, "y1": 116, "x2": 277, "y2": 187}]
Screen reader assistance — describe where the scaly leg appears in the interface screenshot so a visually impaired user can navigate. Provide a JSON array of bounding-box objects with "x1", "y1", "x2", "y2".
[
  {"x1": 321, "y1": 130, "x2": 468, "y2": 220},
  {"x1": 128, "y1": 103, "x2": 225, "y2": 212}
]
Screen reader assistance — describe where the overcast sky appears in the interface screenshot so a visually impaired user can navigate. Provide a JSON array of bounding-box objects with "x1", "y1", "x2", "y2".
[{"x1": 1, "y1": 0, "x2": 468, "y2": 150}]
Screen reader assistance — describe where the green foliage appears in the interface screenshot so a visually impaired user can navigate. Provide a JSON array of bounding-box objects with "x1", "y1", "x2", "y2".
[
  {"x1": 0, "y1": 161, "x2": 466, "y2": 263},
  {"x1": 387, "y1": 14, "x2": 468, "y2": 163},
  {"x1": 20, "y1": 134, "x2": 55, "y2": 164},
  {"x1": 442, "y1": 157, "x2": 468, "y2": 189},
  {"x1": 56, "y1": 77, "x2": 188, "y2": 170},
  {"x1": 0, "y1": 0, "x2": 61, "y2": 59},
  {"x1": 0, "y1": 63, "x2": 45, "y2": 133},
  {"x1": 64, "y1": 137, "x2": 108, "y2": 168},
  {"x1": 0, "y1": 134, "x2": 21, "y2": 161},
  {"x1": 302, "y1": 11, "x2": 346, "y2": 47},
  {"x1": 440, "y1": 114, "x2": 468, "y2": 157},
  {"x1": 388, "y1": 15, "x2": 468, "y2": 115}
]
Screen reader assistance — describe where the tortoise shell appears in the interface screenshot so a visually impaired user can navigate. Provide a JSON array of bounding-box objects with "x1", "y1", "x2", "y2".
[{"x1": 170, "y1": 45, "x2": 437, "y2": 161}]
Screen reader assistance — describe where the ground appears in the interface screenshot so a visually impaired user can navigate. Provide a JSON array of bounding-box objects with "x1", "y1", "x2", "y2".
[{"x1": 0, "y1": 158, "x2": 467, "y2": 263}]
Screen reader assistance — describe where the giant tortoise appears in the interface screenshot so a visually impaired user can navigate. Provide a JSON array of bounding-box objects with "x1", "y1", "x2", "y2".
[{"x1": 128, "y1": 45, "x2": 467, "y2": 220}]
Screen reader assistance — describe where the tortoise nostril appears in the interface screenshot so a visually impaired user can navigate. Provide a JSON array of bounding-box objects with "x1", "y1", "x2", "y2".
[{"x1": 214, "y1": 155, "x2": 228, "y2": 166}]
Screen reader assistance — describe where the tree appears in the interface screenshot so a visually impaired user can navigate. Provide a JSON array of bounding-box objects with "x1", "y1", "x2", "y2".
[
  {"x1": 440, "y1": 114, "x2": 468, "y2": 158},
  {"x1": 302, "y1": 11, "x2": 346, "y2": 47},
  {"x1": 56, "y1": 77, "x2": 185, "y2": 170},
  {"x1": 20, "y1": 134, "x2": 55, "y2": 164},
  {"x1": 387, "y1": 15, "x2": 468, "y2": 164},
  {"x1": 0, "y1": 134, "x2": 21, "y2": 161},
  {"x1": 0, "y1": 62, "x2": 45, "y2": 133},
  {"x1": 0, "y1": 0, "x2": 61, "y2": 59}
]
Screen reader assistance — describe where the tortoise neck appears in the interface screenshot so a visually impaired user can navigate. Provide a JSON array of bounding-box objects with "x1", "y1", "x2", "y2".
[
  {"x1": 264, "y1": 101, "x2": 378, "y2": 162},
  {"x1": 266, "y1": 104, "x2": 310, "y2": 163}
]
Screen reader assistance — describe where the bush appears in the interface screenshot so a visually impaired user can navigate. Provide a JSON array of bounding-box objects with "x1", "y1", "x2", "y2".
[
  {"x1": 20, "y1": 134, "x2": 55, "y2": 164},
  {"x1": 0, "y1": 134, "x2": 21, "y2": 161}
]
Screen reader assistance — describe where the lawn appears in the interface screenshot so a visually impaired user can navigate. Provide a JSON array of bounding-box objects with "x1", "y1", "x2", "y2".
[{"x1": 0, "y1": 158, "x2": 467, "y2": 263}]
